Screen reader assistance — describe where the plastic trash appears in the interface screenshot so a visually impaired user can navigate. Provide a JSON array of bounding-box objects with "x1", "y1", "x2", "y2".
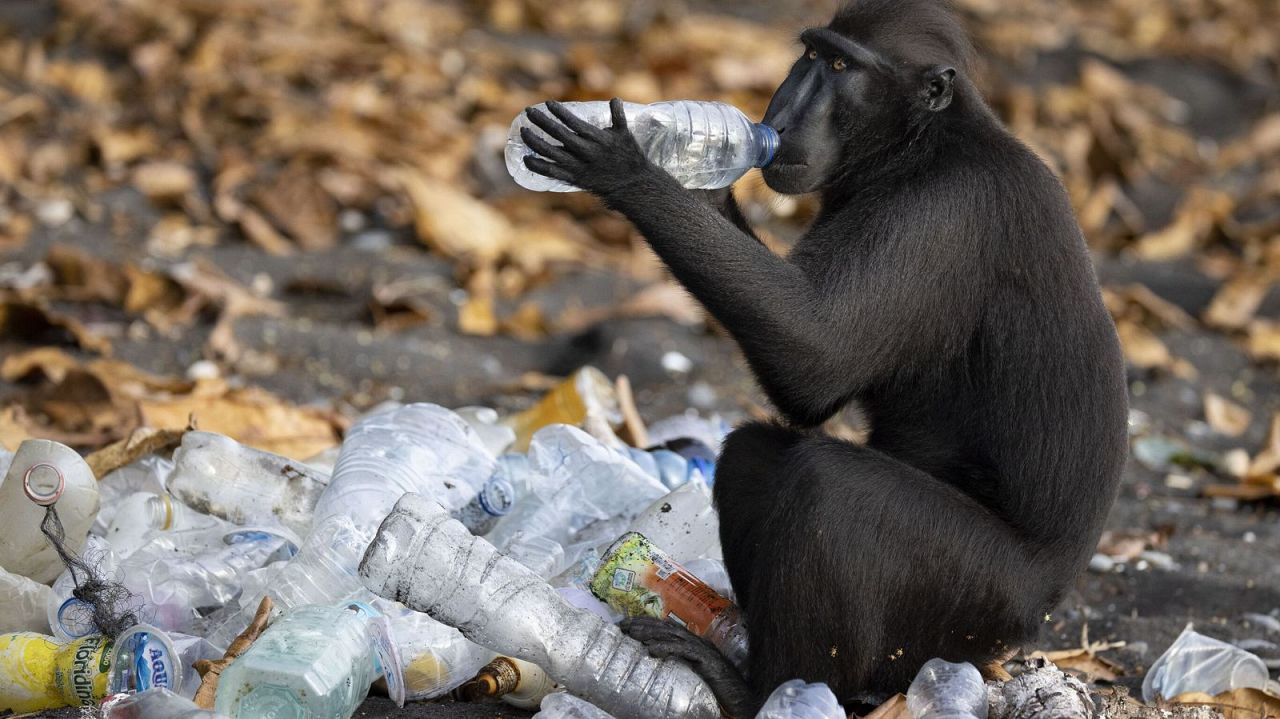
[
  {"x1": 214, "y1": 603, "x2": 392, "y2": 719},
  {"x1": 628, "y1": 481, "x2": 721, "y2": 564},
  {"x1": 359, "y1": 493, "x2": 721, "y2": 719},
  {"x1": 0, "y1": 623, "x2": 181, "y2": 713},
  {"x1": 590, "y1": 532, "x2": 747, "y2": 669},
  {"x1": 645, "y1": 414, "x2": 731, "y2": 457},
  {"x1": 94, "y1": 455, "x2": 173, "y2": 535},
  {"x1": 103, "y1": 687, "x2": 227, "y2": 719},
  {"x1": 1142, "y1": 626, "x2": 1271, "y2": 702},
  {"x1": 626, "y1": 447, "x2": 715, "y2": 491},
  {"x1": 104, "y1": 491, "x2": 223, "y2": 558},
  {"x1": 503, "y1": 367, "x2": 623, "y2": 451},
  {"x1": 452, "y1": 470, "x2": 517, "y2": 536},
  {"x1": 0, "y1": 567, "x2": 52, "y2": 633},
  {"x1": 203, "y1": 514, "x2": 372, "y2": 651},
  {"x1": 48, "y1": 536, "x2": 122, "y2": 640},
  {"x1": 456, "y1": 406, "x2": 518, "y2": 457},
  {"x1": 757, "y1": 680, "x2": 846, "y2": 719},
  {"x1": 534, "y1": 691, "x2": 619, "y2": 719},
  {"x1": 463, "y1": 656, "x2": 558, "y2": 710},
  {"x1": 168, "y1": 432, "x2": 331, "y2": 537},
  {"x1": 507, "y1": 100, "x2": 778, "y2": 192},
  {"x1": 312, "y1": 404, "x2": 495, "y2": 534},
  {"x1": 373, "y1": 602, "x2": 494, "y2": 701},
  {"x1": 0, "y1": 439, "x2": 100, "y2": 583},
  {"x1": 906, "y1": 659, "x2": 988, "y2": 719}
]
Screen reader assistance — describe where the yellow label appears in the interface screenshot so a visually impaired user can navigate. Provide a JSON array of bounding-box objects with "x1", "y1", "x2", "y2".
[{"x1": 0, "y1": 632, "x2": 113, "y2": 713}]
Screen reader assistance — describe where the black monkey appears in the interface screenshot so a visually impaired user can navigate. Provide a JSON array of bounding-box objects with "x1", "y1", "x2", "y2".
[{"x1": 519, "y1": 0, "x2": 1128, "y2": 714}]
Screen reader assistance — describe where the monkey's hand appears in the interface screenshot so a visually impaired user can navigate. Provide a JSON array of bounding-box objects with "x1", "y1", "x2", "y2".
[
  {"x1": 520, "y1": 98, "x2": 671, "y2": 200},
  {"x1": 620, "y1": 617, "x2": 760, "y2": 719}
]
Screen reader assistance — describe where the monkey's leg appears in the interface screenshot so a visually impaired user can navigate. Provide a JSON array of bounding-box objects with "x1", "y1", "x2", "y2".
[
  {"x1": 717, "y1": 430, "x2": 1058, "y2": 704},
  {"x1": 620, "y1": 617, "x2": 757, "y2": 718}
]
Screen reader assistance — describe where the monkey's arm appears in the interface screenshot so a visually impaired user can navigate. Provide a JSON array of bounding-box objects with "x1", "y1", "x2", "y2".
[
  {"x1": 520, "y1": 99, "x2": 975, "y2": 425},
  {"x1": 689, "y1": 188, "x2": 763, "y2": 244}
]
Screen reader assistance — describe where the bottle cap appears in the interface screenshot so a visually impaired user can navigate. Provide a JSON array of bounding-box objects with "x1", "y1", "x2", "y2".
[{"x1": 755, "y1": 124, "x2": 780, "y2": 168}]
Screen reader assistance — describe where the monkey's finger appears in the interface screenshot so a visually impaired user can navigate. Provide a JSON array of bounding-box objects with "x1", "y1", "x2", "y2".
[
  {"x1": 525, "y1": 107, "x2": 589, "y2": 153},
  {"x1": 609, "y1": 98, "x2": 629, "y2": 132},
  {"x1": 520, "y1": 127, "x2": 573, "y2": 164},
  {"x1": 545, "y1": 100, "x2": 608, "y2": 142},
  {"x1": 523, "y1": 155, "x2": 576, "y2": 183}
]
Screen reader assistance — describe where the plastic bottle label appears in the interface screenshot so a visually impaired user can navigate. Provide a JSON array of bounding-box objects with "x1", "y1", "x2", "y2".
[
  {"x1": 346, "y1": 602, "x2": 406, "y2": 708},
  {"x1": 590, "y1": 533, "x2": 733, "y2": 638}
]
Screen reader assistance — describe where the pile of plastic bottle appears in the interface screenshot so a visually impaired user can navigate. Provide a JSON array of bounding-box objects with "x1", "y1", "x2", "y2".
[{"x1": 3, "y1": 364, "x2": 1270, "y2": 719}]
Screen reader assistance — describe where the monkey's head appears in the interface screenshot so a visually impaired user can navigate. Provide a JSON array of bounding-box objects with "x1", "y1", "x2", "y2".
[{"x1": 761, "y1": 0, "x2": 975, "y2": 195}]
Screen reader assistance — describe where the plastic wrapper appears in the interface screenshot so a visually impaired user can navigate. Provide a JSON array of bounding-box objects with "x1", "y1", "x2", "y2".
[
  {"x1": 757, "y1": 680, "x2": 846, "y2": 719},
  {"x1": 312, "y1": 404, "x2": 495, "y2": 534},
  {"x1": 1142, "y1": 626, "x2": 1271, "y2": 702},
  {"x1": 906, "y1": 658, "x2": 988, "y2": 719}
]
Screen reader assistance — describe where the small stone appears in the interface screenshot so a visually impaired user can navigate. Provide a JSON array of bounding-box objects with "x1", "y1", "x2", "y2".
[{"x1": 1088, "y1": 553, "x2": 1116, "y2": 573}]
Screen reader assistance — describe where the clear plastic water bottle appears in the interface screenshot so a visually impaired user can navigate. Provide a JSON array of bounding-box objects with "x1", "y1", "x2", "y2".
[
  {"x1": 627, "y1": 481, "x2": 720, "y2": 564},
  {"x1": 213, "y1": 603, "x2": 383, "y2": 719},
  {"x1": 906, "y1": 659, "x2": 989, "y2": 719},
  {"x1": 534, "y1": 692, "x2": 619, "y2": 719},
  {"x1": 104, "y1": 491, "x2": 223, "y2": 558},
  {"x1": 507, "y1": 100, "x2": 779, "y2": 192},
  {"x1": 359, "y1": 493, "x2": 721, "y2": 719},
  {"x1": 757, "y1": 680, "x2": 846, "y2": 719},
  {"x1": 0, "y1": 439, "x2": 99, "y2": 584},
  {"x1": 0, "y1": 568, "x2": 51, "y2": 634},
  {"x1": 103, "y1": 687, "x2": 226, "y2": 719}
]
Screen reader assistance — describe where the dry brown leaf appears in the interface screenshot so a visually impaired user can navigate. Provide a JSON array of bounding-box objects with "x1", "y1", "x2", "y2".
[
  {"x1": 1, "y1": 346, "x2": 84, "y2": 383},
  {"x1": 1172, "y1": 688, "x2": 1280, "y2": 719},
  {"x1": 1097, "y1": 529, "x2": 1165, "y2": 561},
  {"x1": 249, "y1": 163, "x2": 337, "y2": 252},
  {"x1": 1031, "y1": 648, "x2": 1122, "y2": 681},
  {"x1": 459, "y1": 264, "x2": 499, "y2": 337},
  {"x1": 389, "y1": 168, "x2": 511, "y2": 264},
  {"x1": 238, "y1": 207, "x2": 295, "y2": 256},
  {"x1": 1204, "y1": 275, "x2": 1274, "y2": 330},
  {"x1": 1115, "y1": 320, "x2": 1172, "y2": 370},
  {"x1": 85, "y1": 426, "x2": 186, "y2": 479},
  {"x1": 1247, "y1": 414, "x2": 1280, "y2": 478},
  {"x1": 369, "y1": 277, "x2": 440, "y2": 332},
  {"x1": 132, "y1": 161, "x2": 197, "y2": 200},
  {"x1": 0, "y1": 299, "x2": 112, "y2": 355},
  {"x1": 1204, "y1": 392, "x2": 1253, "y2": 437},
  {"x1": 0, "y1": 406, "x2": 36, "y2": 450},
  {"x1": 44, "y1": 245, "x2": 129, "y2": 304},
  {"x1": 500, "y1": 301, "x2": 549, "y2": 341},
  {"x1": 1248, "y1": 321, "x2": 1280, "y2": 362}
]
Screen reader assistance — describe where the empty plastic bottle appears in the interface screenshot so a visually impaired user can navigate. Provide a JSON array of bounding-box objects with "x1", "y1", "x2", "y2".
[
  {"x1": 104, "y1": 491, "x2": 223, "y2": 558},
  {"x1": 168, "y1": 432, "x2": 330, "y2": 537},
  {"x1": 628, "y1": 481, "x2": 720, "y2": 564},
  {"x1": 906, "y1": 659, "x2": 988, "y2": 719},
  {"x1": 463, "y1": 656, "x2": 558, "y2": 710},
  {"x1": 359, "y1": 493, "x2": 721, "y2": 719},
  {"x1": 757, "y1": 680, "x2": 846, "y2": 719},
  {"x1": 507, "y1": 101, "x2": 779, "y2": 192},
  {"x1": 213, "y1": 603, "x2": 384, "y2": 719},
  {"x1": 0, "y1": 439, "x2": 100, "y2": 583},
  {"x1": 1142, "y1": 626, "x2": 1271, "y2": 702},
  {"x1": 0, "y1": 567, "x2": 51, "y2": 634},
  {"x1": 534, "y1": 692, "x2": 618, "y2": 719}
]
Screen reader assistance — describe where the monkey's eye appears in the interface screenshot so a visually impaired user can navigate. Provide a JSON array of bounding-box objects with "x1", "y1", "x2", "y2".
[
  {"x1": 807, "y1": 49, "x2": 819, "y2": 61},
  {"x1": 832, "y1": 57, "x2": 847, "y2": 72}
]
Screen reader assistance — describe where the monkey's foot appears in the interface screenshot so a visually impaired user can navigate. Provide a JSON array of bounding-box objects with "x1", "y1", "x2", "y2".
[{"x1": 620, "y1": 617, "x2": 758, "y2": 719}]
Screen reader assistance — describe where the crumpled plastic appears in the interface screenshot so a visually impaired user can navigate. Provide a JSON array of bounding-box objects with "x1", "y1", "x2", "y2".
[{"x1": 1142, "y1": 626, "x2": 1271, "y2": 702}]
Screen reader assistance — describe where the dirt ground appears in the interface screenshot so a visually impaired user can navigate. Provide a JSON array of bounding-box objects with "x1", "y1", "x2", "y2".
[{"x1": 2, "y1": 0, "x2": 1279, "y2": 717}]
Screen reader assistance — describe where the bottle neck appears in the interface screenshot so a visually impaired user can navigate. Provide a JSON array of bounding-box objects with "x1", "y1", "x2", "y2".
[{"x1": 753, "y1": 124, "x2": 779, "y2": 168}]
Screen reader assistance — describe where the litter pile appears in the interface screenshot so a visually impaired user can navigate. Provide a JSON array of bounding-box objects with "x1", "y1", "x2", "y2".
[{"x1": 1, "y1": 366, "x2": 1277, "y2": 719}]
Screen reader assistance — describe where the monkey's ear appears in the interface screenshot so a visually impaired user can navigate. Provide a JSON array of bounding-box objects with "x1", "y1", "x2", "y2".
[{"x1": 922, "y1": 66, "x2": 956, "y2": 112}]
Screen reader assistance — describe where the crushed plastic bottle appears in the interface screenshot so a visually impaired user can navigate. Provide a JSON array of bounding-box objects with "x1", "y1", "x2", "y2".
[
  {"x1": 0, "y1": 567, "x2": 52, "y2": 634},
  {"x1": 507, "y1": 101, "x2": 778, "y2": 192},
  {"x1": 534, "y1": 692, "x2": 619, "y2": 719},
  {"x1": 312, "y1": 404, "x2": 495, "y2": 534},
  {"x1": 1142, "y1": 626, "x2": 1271, "y2": 702},
  {"x1": 94, "y1": 455, "x2": 174, "y2": 535},
  {"x1": 906, "y1": 659, "x2": 988, "y2": 719},
  {"x1": 757, "y1": 680, "x2": 846, "y2": 719},
  {"x1": 0, "y1": 439, "x2": 100, "y2": 583},
  {"x1": 377, "y1": 604, "x2": 494, "y2": 701},
  {"x1": 456, "y1": 406, "x2": 518, "y2": 457},
  {"x1": 451, "y1": 471, "x2": 516, "y2": 536},
  {"x1": 103, "y1": 687, "x2": 227, "y2": 719},
  {"x1": 626, "y1": 447, "x2": 715, "y2": 491},
  {"x1": 214, "y1": 603, "x2": 388, "y2": 719},
  {"x1": 590, "y1": 533, "x2": 747, "y2": 670},
  {"x1": 168, "y1": 432, "x2": 330, "y2": 536},
  {"x1": 105, "y1": 491, "x2": 222, "y2": 558},
  {"x1": 628, "y1": 481, "x2": 721, "y2": 563},
  {"x1": 359, "y1": 493, "x2": 721, "y2": 719}
]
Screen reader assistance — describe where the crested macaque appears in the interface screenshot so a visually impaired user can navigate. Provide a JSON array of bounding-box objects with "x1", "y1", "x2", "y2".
[{"x1": 519, "y1": 0, "x2": 1127, "y2": 714}]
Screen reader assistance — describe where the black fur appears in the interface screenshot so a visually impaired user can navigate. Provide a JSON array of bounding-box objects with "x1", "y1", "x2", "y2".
[{"x1": 523, "y1": 0, "x2": 1128, "y2": 713}]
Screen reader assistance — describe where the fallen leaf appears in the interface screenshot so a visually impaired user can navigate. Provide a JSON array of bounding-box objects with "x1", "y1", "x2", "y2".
[
  {"x1": 0, "y1": 406, "x2": 36, "y2": 450},
  {"x1": 132, "y1": 161, "x2": 197, "y2": 200},
  {"x1": 0, "y1": 299, "x2": 112, "y2": 355},
  {"x1": 1204, "y1": 392, "x2": 1253, "y2": 437},
  {"x1": 1171, "y1": 688, "x2": 1280, "y2": 719},
  {"x1": 389, "y1": 168, "x2": 511, "y2": 264},
  {"x1": 862, "y1": 694, "x2": 909, "y2": 719},
  {"x1": 1030, "y1": 648, "x2": 1122, "y2": 681},
  {"x1": 458, "y1": 263, "x2": 499, "y2": 337},
  {"x1": 1204, "y1": 275, "x2": 1274, "y2": 330},
  {"x1": 1115, "y1": 320, "x2": 1172, "y2": 370},
  {"x1": 1097, "y1": 529, "x2": 1166, "y2": 561},
  {"x1": 139, "y1": 383, "x2": 339, "y2": 458},
  {"x1": 1247, "y1": 321, "x2": 1280, "y2": 362},
  {"x1": 85, "y1": 426, "x2": 187, "y2": 479}
]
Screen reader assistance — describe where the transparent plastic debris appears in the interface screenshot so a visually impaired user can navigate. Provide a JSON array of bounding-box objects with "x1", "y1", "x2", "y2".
[
  {"x1": 0, "y1": 439, "x2": 100, "y2": 583},
  {"x1": 645, "y1": 414, "x2": 731, "y2": 457},
  {"x1": 534, "y1": 691, "x2": 619, "y2": 719},
  {"x1": 590, "y1": 533, "x2": 747, "y2": 670},
  {"x1": 168, "y1": 432, "x2": 331, "y2": 537},
  {"x1": 684, "y1": 558, "x2": 734, "y2": 601},
  {"x1": 214, "y1": 603, "x2": 384, "y2": 719},
  {"x1": 756, "y1": 680, "x2": 845, "y2": 719},
  {"x1": 452, "y1": 470, "x2": 517, "y2": 536},
  {"x1": 204, "y1": 514, "x2": 373, "y2": 651},
  {"x1": 463, "y1": 656, "x2": 558, "y2": 710},
  {"x1": 359, "y1": 493, "x2": 721, "y2": 719},
  {"x1": 457, "y1": 406, "x2": 518, "y2": 457},
  {"x1": 0, "y1": 624, "x2": 181, "y2": 713},
  {"x1": 104, "y1": 491, "x2": 223, "y2": 558},
  {"x1": 626, "y1": 447, "x2": 715, "y2": 491},
  {"x1": 103, "y1": 687, "x2": 228, "y2": 719},
  {"x1": 169, "y1": 631, "x2": 222, "y2": 699},
  {"x1": 485, "y1": 425, "x2": 668, "y2": 575},
  {"x1": 1130, "y1": 435, "x2": 1219, "y2": 473},
  {"x1": 376, "y1": 601, "x2": 495, "y2": 701},
  {"x1": 906, "y1": 658, "x2": 988, "y2": 719},
  {"x1": 312, "y1": 403, "x2": 495, "y2": 534},
  {"x1": 628, "y1": 481, "x2": 721, "y2": 564},
  {"x1": 48, "y1": 536, "x2": 123, "y2": 640},
  {"x1": 94, "y1": 455, "x2": 173, "y2": 535},
  {"x1": 0, "y1": 567, "x2": 52, "y2": 633},
  {"x1": 503, "y1": 367, "x2": 624, "y2": 451},
  {"x1": 507, "y1": 101, "x2": 778, "y2": 192},
  {"x1": 1142, "y1": 626, "x2": 1271, "y2": 702}
]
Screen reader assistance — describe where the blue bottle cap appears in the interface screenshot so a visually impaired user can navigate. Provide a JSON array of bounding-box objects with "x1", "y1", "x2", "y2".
[{"x1": 755, "y1": 124, "x2": 780, "y2": 168}]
